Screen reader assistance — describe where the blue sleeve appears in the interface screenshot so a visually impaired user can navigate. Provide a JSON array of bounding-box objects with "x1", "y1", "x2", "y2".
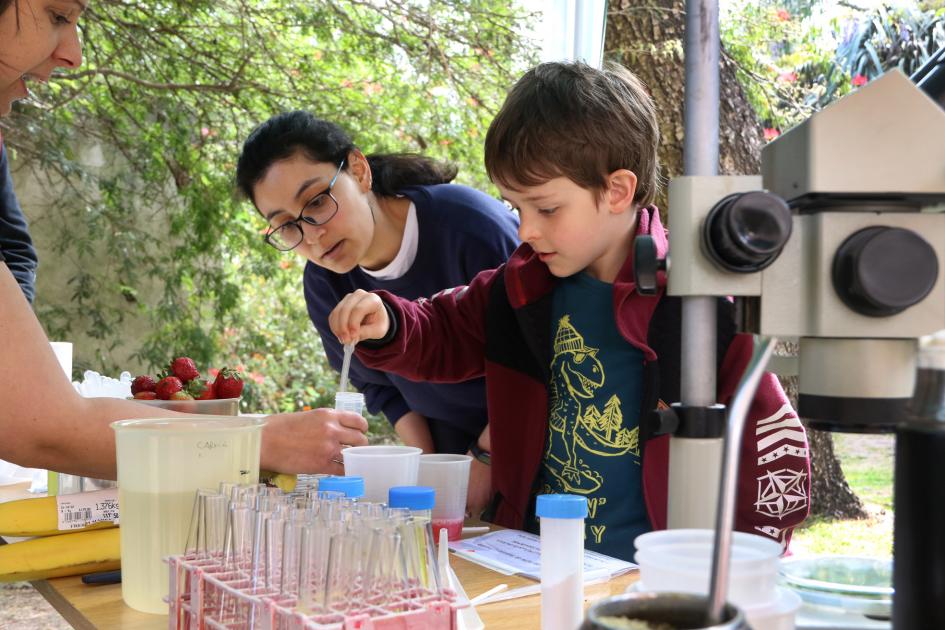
[
  {"x1": 0, "y1": 143, "x2": 37, "y2": 303},
  {"x1": 304, "y1": 273, "x2": 411, "y2": 426}
]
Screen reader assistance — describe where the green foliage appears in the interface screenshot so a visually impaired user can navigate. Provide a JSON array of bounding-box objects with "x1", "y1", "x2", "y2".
[
  {"x1": 7, "y1": 0, "x2": 536, "y2": 428},
  {"x1": 722, "y1": 2, "x2": 945, "y2": 136},
  {"x1": 835, "y1": 4, "x2": 945, "y2": 80}
]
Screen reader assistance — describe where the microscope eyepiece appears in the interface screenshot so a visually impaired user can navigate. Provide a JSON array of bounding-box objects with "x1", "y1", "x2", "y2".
[{"x1": 702, "y1": 191, "x2": 792, "y2": 273}]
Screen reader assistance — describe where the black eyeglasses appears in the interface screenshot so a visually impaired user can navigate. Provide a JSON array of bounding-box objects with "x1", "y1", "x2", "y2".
[{"x1": 264, "y1": 159, "x2": 346, "y2": 251}]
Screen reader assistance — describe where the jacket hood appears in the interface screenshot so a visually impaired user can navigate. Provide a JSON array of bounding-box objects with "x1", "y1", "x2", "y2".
[{"x1": 503, "y1": 205, "x2": 668, "y2": 360}]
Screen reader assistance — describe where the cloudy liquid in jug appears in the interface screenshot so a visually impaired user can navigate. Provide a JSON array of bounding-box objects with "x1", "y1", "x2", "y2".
[{"x1": 119, "y1": 490, "x2": 195, "y2": 614}]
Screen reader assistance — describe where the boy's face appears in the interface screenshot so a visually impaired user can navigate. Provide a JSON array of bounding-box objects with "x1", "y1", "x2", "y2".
[{"x1": 497, "y1": 173, "x2": 637, "y2": 282}]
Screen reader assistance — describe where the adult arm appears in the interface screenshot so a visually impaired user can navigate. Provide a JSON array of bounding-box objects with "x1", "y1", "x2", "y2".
[
  {"x1": 0, "y1": 143, "x2": 37, "y2": 303},
  {"x1": 0, "y1": 263, "x2": 170, "y2": 478},
  {"x1": 0, "y1": 264, "x2": 368, "y2": 478}
]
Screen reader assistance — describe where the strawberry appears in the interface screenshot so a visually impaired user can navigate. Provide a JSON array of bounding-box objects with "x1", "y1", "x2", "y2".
[
  {"x1": 155, "y1": 376, "x2": 184, "y2": 400},
  {"x1": 133, "y1": 391, "x2": 158, "y2": 400},
  {"x1": 187, "y1": 379, "x2": 216, "y2": 400},
  {"x1": 131, "y1": 375, "x2": 156, "y2": 395},
  {"x1": 170, "y1": 357, "x2": 200, "y2": 383},
  {"x1": 170, "y1": 390, "x2": 194, "y2": 400},
  {"x1": 213, "y1": 367, "x2": 244, "y2": 399}
]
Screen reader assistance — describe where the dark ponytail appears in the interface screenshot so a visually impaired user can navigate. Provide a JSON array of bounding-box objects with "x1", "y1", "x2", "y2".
[
  {"x1": 237, "y1": 111, "x2": 456, "y2": 204},
  {"x1": 366, "y1": 154, "x2": 457, "y2": 197}
]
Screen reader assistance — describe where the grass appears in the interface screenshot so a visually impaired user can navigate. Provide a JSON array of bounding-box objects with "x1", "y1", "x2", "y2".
[{"x1": 790, "y1": 433, "x2": 895, "y2": 558}]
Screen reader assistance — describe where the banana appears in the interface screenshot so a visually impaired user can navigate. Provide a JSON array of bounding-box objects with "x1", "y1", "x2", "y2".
[
  {"x1": 0, "y1": 527, "x2": 120, "y2": 582},
  {"x1": 259, "y1": 470, "x2": 298, "y2": 493},
  {"x1": 0, "y1": 490, "x2": 118, "y2": 537}
]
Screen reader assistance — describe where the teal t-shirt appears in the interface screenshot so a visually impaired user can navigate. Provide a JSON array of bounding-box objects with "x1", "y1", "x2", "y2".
[{"x1": 535, "y1": 272, "x2": 651, "y2": 560}]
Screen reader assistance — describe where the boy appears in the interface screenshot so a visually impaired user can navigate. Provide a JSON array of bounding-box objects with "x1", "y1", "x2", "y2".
[{"x1": 329, "y1": 62, "x2": 811, "y2": 561}]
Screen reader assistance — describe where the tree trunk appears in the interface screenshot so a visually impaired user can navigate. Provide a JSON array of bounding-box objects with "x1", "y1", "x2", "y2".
[{"x1": 604, "y1": 0, "x2": 866, "y2": 519}]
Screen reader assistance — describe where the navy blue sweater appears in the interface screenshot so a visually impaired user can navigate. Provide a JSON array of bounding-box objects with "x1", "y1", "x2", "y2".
[
  {"x1": 0, "y1": 142, "x2": 37, "y2": 303},
  {"x1": 304, "y1": 184, "x2": 520, "y2": 453}
]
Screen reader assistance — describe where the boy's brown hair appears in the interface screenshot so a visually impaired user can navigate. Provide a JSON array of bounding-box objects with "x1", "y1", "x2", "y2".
[{"x1": 484, "y1": 61, "x2": 661, "y2": 207}]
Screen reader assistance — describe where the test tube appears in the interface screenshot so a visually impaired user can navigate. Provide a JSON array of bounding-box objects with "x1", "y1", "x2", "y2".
[
  {"x1": 298, "y1": 522, "x2": 332, "y2": 614},
  {"x1": 324, "y1": 529, "x2": 362, "y2": 612},
  {"x1": 280, "y1": 516, "x2": 306, "y2": 596},
  {"x1": 317, "y1": 475, "x2": 365, "y2": 499},
  {"x1": 536, "y1": 494, "x2": 587, "y2": 630},
  {"x1": 185, "y1": 490, "x2": 226, "y2": 558},
  {"x1": 388, "y1": 486, "x2": 435, "y2": 523},
  {"x1": 262, "y1": 514, "x2": 287, "y2": 591}
]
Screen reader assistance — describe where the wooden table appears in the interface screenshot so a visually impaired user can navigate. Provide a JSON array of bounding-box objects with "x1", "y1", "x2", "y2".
[{"x1": 2, "y1": 482, "x2": 638, "y2": 628}]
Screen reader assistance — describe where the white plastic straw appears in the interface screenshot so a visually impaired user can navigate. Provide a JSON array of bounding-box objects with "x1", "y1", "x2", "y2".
[
  {"x1": 473, "y1": 574, "x2": 610, "y2": 606},
  {"x1": 339, "y1": 343, "x2": 355, "y2": 393},
  {"x1": 470, "y1": 583, "x2": 508, "y2": 605}
]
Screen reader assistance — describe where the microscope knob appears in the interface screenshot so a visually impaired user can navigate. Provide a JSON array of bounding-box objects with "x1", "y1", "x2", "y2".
[
  {"x1": 833, "y1": 226, "x2": 939, "y2": 317},
  {"x1": 703, "y1": 191, "x2": 793, "y2": 272},
  {"x1": 633, "y1": 235, "x2": 667, "y2": 295}
]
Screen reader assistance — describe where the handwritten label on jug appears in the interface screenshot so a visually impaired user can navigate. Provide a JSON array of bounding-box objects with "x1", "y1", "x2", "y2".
[{"x1": 196, "y1": 440, "x2": 229, "y2": 457}]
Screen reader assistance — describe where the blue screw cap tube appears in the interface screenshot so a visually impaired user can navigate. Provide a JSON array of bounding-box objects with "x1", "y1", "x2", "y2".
[
  {"x1": 536, "y1": 494, "x2": 587, "y2": 630},
  {"x1": 388, "y1": 486, "x2": 435, "y2": 522},
  {"x1": 317, "y1": 475, "x2": 365, "y2": 498}
]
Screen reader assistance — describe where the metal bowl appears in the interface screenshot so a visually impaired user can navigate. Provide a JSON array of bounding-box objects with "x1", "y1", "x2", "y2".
[
  {"x1": 129, "y1": 397, "x2": 241, "y2": 415},
  {"x1": 583, "y1": 592, "x2": 747, "y2": 630}
]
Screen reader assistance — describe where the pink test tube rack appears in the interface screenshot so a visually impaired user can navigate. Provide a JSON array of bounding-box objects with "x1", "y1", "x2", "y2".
[{"x1": 167, "y1": 554, "x2": 463, "y2": 630}]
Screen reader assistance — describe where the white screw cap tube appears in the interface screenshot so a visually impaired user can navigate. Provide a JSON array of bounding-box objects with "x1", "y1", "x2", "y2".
[{"x1": 537, "y1": 494, "x2": 588, "y2": 630}]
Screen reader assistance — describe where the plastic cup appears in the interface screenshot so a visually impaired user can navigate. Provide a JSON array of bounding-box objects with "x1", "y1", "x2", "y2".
[
  {"x1": 417, "y1": 454, "x2": 472, "y2": 541},
  {"x1": 341, "y1": 445, "x2": 421, "y2": 503},
  {"x1": 112, "y1": 416, "x2": 265, "y2": 614},
  {"x1": 633, "y1": 528, "x2": 783, "y2": 607}
]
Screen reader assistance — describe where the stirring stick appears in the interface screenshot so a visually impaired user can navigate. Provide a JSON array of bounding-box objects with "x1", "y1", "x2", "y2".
[
  {"x1": 338, "y1": 343, "x2": 354, "y2": 393},
  {"x1": 474, "y1": 574, "x2": 610, "y2": 606},
  {"x1": 461, "y1": 526, "x2": 490, "y2": 535},
  {"x1": 470, "y1": 583, "x2": 508, "y2": 605}
]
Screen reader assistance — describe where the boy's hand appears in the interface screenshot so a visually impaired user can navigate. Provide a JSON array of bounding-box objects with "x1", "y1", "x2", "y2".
[{"x1": 328, "y1": 289, "x2": 390, "y2": 345}]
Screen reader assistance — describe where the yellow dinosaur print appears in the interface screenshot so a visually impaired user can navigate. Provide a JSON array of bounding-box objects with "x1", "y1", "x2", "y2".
[{"x1": 546, "y1": 316, "x2": 640, "y2": 494}]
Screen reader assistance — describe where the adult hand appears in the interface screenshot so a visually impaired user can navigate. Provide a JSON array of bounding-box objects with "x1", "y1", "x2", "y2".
[
  {"x1": 260, "y1": 408, "x2": 369, "y2": 475},
  {"x1": 465, "y1": 456, "x2": 493, "y2": 520}
]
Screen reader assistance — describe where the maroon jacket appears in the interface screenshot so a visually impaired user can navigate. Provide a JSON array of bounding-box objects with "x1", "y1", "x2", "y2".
[{"x1": 357, "y1": 207, "x2": 811, "y2": 547}]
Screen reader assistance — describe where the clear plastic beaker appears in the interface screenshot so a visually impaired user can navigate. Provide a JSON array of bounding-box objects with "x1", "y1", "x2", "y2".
[
  {"x1": 417, "y1": 454, "x2": 471, "y2": 541},
  {"x1": 112, "y1": 416, "x2": 265, "y2": 614},
  {"x1": 341, "y1": 445, "x2": 421, "y2": 503}
]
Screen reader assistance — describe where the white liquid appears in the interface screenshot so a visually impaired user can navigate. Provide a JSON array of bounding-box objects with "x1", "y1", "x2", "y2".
[{"x1": 119, "y1": 490, "x2": 196, "y2": 614}]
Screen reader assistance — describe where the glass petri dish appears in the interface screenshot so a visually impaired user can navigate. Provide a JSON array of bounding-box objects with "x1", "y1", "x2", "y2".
[{"x1": 780, "y1": 556, "x2": 892, "y2": 619}]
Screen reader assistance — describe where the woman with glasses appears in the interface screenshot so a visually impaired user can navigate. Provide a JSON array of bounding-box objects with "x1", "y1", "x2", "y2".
[
  {"x1": 237, "y1": 111, "x2": 520, "y2": 517},
  {"x1": 0, "y1": 0, "x2": 369, "y2": 480}
]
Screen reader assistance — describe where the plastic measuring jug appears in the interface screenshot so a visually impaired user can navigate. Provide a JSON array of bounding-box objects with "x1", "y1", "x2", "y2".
[{"x1": 112, "y1": 416, "x2": 265, "y2": 614}]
